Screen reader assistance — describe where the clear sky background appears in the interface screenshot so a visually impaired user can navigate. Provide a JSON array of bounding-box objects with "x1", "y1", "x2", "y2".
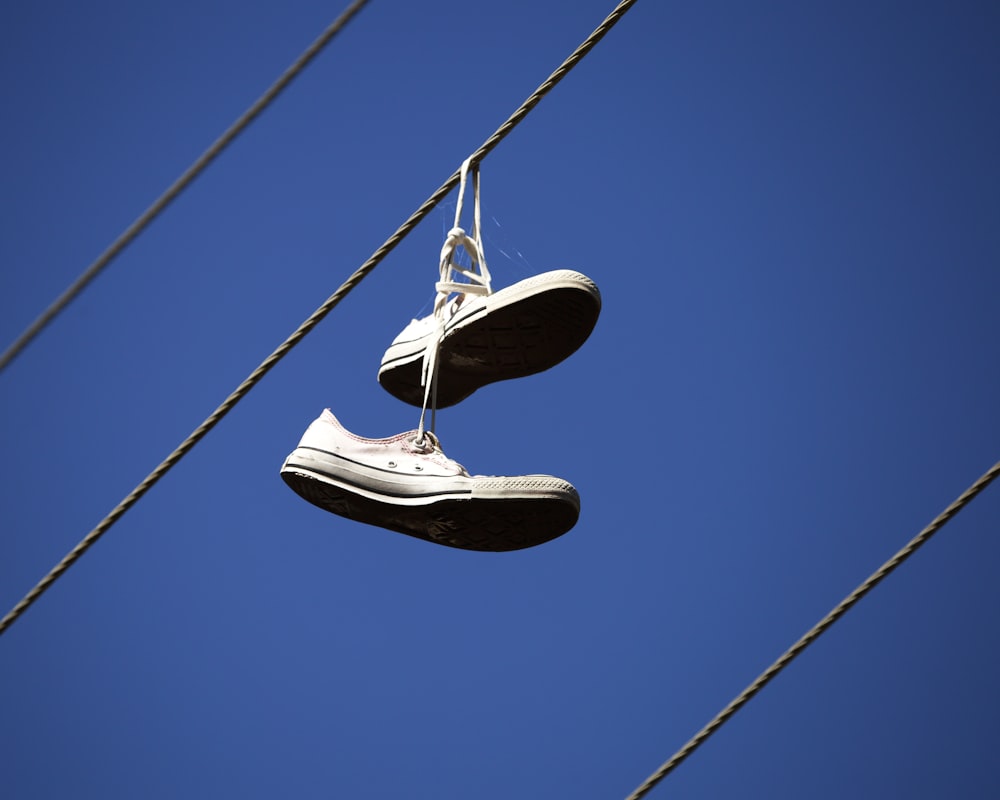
[{"x1": 2, "y1": 1, "x2": 999, "y2": 797}]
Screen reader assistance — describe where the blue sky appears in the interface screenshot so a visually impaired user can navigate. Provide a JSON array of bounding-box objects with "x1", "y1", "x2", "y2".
[{"x1": 2, "y1": 1, "x2": 999, "y2": 797}]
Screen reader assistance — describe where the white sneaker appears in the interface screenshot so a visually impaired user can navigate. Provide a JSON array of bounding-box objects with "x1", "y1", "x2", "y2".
[
  {"x1": 280, "y1": 410, "x2": 580, "y2": 551},
  {"x1": 378, "y1": 269, "x2": 601, "y2": 408}
]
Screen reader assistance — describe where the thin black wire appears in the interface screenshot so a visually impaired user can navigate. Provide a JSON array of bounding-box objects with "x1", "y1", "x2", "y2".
[
  {"x1": 0, "y1": 0, "x2": 372, "y2": 375},
  {"x1": 624, "y1": 458, "x2": 1000, "y2": 800},
  {"x1": 0, "y1": 0, "x2": 640, "y2": 637}
]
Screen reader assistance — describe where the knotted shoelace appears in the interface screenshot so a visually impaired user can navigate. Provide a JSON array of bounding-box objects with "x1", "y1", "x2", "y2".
[{"x1": 415, "y1": 157, "x2": 493, "y2": 443}]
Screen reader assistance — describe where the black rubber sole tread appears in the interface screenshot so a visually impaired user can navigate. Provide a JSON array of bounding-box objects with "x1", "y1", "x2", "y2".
[
  {"x1": 282, "y1": 469, "x2": 578, "y2": 552},
  {"x1": 380, "y1": 286, "x2": 600, "y2": 408}
]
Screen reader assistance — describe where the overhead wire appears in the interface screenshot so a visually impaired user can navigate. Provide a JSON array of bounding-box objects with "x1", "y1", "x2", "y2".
[
  {"x1": 623, "y1": 457, "x2": 1000, "y2": 800},
  {"x1": 0, "y1": 0, "x2": 641, "y2": 636},
  {"x1": 0, "y1": 0, "x2": 372, "y2": 375}
]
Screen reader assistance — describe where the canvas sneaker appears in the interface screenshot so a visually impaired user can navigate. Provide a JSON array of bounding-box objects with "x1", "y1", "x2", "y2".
[
  {"x1": 280, "y1": 409, "x2": 580, "y2": 551},
  {"x1": 378, "y1": 269, "x2": 601, "y2": 408}
]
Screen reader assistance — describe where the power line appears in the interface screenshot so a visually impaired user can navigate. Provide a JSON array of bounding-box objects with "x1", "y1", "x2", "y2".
[
  {"x1": 0, "y1": 0, "x2": 372, "y2": 375},
  {"x1": 623, "y1": 458, "x2": 1000, "y2": 800},
  {"x1": 0, "y1": 0, "x2": 641, "y2": 637}
]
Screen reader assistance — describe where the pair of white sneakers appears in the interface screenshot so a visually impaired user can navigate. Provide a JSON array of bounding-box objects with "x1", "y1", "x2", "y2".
[{"x1": 280, "y1": 164, "x2": 600, "y2": 551}]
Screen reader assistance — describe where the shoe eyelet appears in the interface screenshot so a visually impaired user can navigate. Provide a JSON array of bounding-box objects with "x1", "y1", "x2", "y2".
[
  {"x1": 414, "y1": 465, "x2": 423, "y2": 471},
  {"x1": 409, "y1": 435, "x2": 433, "y2": 454},
  {"x1": 387, "y1": 461, "x2": 397, "y2": 468}
]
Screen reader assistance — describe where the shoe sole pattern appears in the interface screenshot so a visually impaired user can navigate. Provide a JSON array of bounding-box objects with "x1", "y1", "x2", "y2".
[
  {"x1": 379, "y1": 271, "x2": 601, "y2": 408},
  {"x1": 281, "y1": 465, "x2": 579, "y2": 552}
]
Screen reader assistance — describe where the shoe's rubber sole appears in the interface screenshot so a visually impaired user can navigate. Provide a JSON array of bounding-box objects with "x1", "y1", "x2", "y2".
[
  {"x1": 379, "y1": 271, "x2": 601, "y2": 408},
  {"x1": 281, "y1": 464, "x2": 579, "y2": 552}
]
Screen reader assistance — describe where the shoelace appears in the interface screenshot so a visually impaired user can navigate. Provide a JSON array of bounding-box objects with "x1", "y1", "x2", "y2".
[
  {"x1": 415, "y1": 158, "x2": 492, "y2": 443},
  {"x1": 407, "y1": 429, "x2": 462, "y2": 468},
  {"x1": 408, "y1": 429, "x2": 475, "y2": 479}
]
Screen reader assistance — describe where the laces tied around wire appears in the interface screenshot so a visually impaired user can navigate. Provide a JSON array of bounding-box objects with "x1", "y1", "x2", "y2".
[{"x1": 415, "y1": 157, "x2": 492, "y2": 443}]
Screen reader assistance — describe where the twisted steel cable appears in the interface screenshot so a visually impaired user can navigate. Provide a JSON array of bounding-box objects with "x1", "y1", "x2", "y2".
[
  {"x1": 0, "y1": 0, "x2": 641, "y2": 636},
  {"x1": 624, "y1": 458, "x2": 1000, "y2": 800},
  {"x1": 0, "y1": 0, "x2": 372, "y2": 374}
]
